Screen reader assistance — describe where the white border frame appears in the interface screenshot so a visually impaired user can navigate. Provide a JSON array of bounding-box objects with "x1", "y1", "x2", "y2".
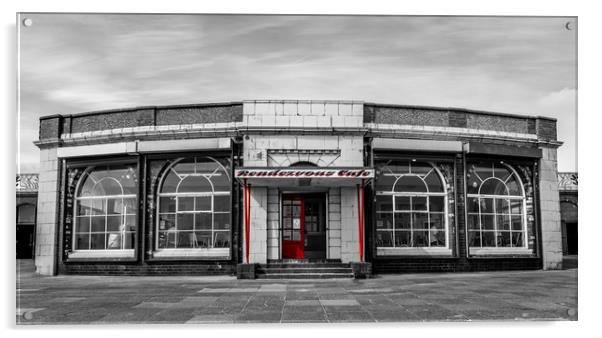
[
  {"x1": 70, "y1": 166, "x2": 138, "y2": 257},
  {"x1": 375, "y1": 161, "x2": 452, "y2": 256},
  {"x1": 465, "y1": 162, "x2": 530, "y2": 254},
  {"x1": 154, "y1": 157, "x2": 232, "y2": 258}
]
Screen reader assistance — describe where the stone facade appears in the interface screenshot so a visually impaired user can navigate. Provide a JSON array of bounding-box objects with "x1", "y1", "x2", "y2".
[
  {"x1": 340, "y1": 187, "x2": 361, "y2": 263},
  {"x1": 266, "y1": 188, "x2": 280, "y2": 260},
  {"x1": 32, "y1": 100, "x2": 563, "y2": 276},
  {"x1": 539, "y1": 147, "x2": 563, "y2": 269},
  {"x1": 247, "y1": 187, "x2": 268, "y2": 264},
  {"x1": 240, "y1": 101, "x2": 366, "y2": 263},
  {"x1": 34, "y1": 148, "x2": 60, "y2": 275},
  {"x1": 328, "y1": 188, "x2": 342, "y2": 260}
]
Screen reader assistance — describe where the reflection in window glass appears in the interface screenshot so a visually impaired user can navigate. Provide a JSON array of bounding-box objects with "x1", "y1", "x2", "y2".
[
  {"x1": 157, "y1": 157, "x2": 231, "y2": 250},
  {"x1": 466, "y1": 161, "x2": 526, "y2": 249},
  {"x1": 395, "y1": 213, "x2": 411, "y2": 229},
  {"x1": 395, "y1": 196, "x2": 411, "y2": 211},
  {"x1": 376, "y1": 195, "x2": 393, "y2": 212},
  {"x1": 374, "y1": 160, "x2": 448, "y2": 248},
  {"x1": 375, "y1": 212, "x2": 393, "y2": 229},
  {"x1": 394, "y1": 176, "x2": 427, "y2": 193},
  {"x1": 376, "y1": 230, "x2": 393, "y2": 247},
  {"x1": 74, "y1": 165, "x2": 137, "y2": 251}
]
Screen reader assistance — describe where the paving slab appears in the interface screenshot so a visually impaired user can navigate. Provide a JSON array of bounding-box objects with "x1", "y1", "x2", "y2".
[
  {"x1": 186, "y1": 314, "x2": 235, "y2": 324},
  {"x1": 283, "y1": 305, "x2": 325, "y2": 313},
  {"x1": 282, "y1": 311, "x2": 328, "y2": 322},
  {"x1": 15, "y1": 262, "x2": 578, "y2": 324},
  {"x1": 326, "y1": 311, "x2": 375, "y2": 322},
  {"x1": 235, "y1": 311, "x2": 283, "y2": 323},
  {"x1": 286, "y1": 299, "x2": 321, "y2": 306}
]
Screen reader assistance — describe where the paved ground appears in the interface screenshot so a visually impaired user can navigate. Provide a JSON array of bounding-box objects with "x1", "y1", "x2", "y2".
[{"x1": 16, "y1": 260, "x2": 578, "y2": 324}]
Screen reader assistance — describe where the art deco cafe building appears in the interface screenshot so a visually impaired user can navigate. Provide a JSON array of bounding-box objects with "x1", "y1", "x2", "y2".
[{"x1": 33, "y1": 100, "x2": 563, "y2": 277}]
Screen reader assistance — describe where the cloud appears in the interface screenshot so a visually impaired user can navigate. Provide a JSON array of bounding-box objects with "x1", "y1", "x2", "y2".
[
  {"x1": 536, "y1": 88, "x2": 577, "y2": 171},
  {"x1": 537, "y1": 87, "x2": 577, "y2": 111},
  {"x1": 18, "y1": 14, "x2": 577, "y2": 171}
]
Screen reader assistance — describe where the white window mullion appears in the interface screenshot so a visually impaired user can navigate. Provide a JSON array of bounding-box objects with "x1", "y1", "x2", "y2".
[
  {"x1": 478, "y1": 197, "x2": 483, "y2": 248},
  {"x1": 391, "y1": 195, "x2": 396, "y2": 247},
  {"x1": 409, "y1": 196, "x2": 414, "y2": 247},
  {"x1": 427, "y1": 196, "x2": 431, "y2": 247},
  {"x1": 492, "y1": 197, "x2": 496, "y2": 248}
]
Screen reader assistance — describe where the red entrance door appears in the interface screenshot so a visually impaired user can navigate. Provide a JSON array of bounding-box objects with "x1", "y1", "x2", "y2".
[{"x1": 282, "y1": 196, "x2": 305, "y2": 259}]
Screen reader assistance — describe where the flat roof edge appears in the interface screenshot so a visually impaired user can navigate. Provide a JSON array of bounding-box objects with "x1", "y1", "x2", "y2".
[
  {"x1": 37, "y1": 100, "x2": 558, "y2": 122},
  {"x1": 364, "y1": 102, "x2": 556, "y2": 121},
  {"x1": 39, "y1": 101, "x2": 244, "y2": 120},
  {"x1": 242, "y1": 99, "x2": 365, "y2": 104}
]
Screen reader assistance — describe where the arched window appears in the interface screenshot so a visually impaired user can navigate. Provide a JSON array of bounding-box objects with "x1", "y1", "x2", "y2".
[
  {"x1": 157, "y1": 157, "x2": 231, "y2": 250},
  {"x1": 17, "y1": 204, "x2": 36, "y2": 224},
  {"x1": 374, "y1": 161, "x2": 447, "y2": 248},
  {"x1": 466, "y1": 161, "x2": 526, "y2": 249},
  {"x1": 74, "y1": 165, "x2": 137, "y2": 251}
]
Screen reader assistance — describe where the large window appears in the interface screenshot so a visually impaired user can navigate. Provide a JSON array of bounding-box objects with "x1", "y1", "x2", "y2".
[
  {"x1": 74, "y1": 165, "x2": 137, "y2": 251},
  {"x1": 375, "y1": 161, "x2": 448, "y2": 250},
  {"x1": 157, "y1": 156, "x2": 231, "y2": 250},
  {"x1": 466, "y1": 161, "x2": 527, "y2": 250}
]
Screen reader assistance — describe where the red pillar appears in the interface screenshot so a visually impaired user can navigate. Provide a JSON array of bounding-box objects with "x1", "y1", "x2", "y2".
[
  {"x1": 243, "y1": 182, "x2": 251, "y2": 264},
  {"x1": 357, "y1": 180, "x2": 365, "y2": 262}
]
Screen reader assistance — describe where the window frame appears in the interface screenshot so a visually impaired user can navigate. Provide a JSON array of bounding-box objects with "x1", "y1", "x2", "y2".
[
  {"x1": 375, "y1": 160, "x2": 452, "y2": 256},
  {"x1": 466, "y1": 161, "x2": 531, "y2": 255},
  {"x1": 154, "y1": 156, "x2": 231, "y2": 258},
  {"x1": 69, "y1": 164, "x2": 138, "y2": 259}
]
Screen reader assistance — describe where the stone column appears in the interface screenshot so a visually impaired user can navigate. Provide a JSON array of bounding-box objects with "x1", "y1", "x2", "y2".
[
  {"x1": 34, "y1": 148, "x2": 60, "y2": 276},
  {"x1": 327, "y1": 188, "x2": 342, "y2": 260},
  {"x1": 340, "y1": 187, "x2": 360, "y2": 263},
  {"x1": 539, "y1": 146, "x2": 563, "y2": 269},
  {"x1": 266, "y1": 188, "x2": 280, "y2": 260},
  {"x1": 248, "y1": 186, "x2": 268, "y2": 264}
]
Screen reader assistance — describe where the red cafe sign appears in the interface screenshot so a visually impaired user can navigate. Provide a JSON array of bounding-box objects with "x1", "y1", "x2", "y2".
[{"x1": 235, "y1": 168, "x2": 374, "y2": 179}]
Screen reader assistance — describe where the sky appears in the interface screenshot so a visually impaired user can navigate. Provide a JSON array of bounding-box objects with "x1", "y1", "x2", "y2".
[{"x1": 18, "y1": 14, "x2": 577, "y2": 173}]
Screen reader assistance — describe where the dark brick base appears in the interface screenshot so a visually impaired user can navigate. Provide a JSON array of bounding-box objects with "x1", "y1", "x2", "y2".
[
  {"x1": 57, "y1": 258, "x2": 542, "y2": 276},
  {"x1": 373, "y1": 257, "x2": 542, "y2": 274},
  {"x1": 236, "y1": 263, "x2": 257, "y2": 279},
  {"x1": 59, "y1": 263, "x2": 235, "y2": 276},
  {"x1": 351, "y1": 262, "x2": 373, "y2": 279}
]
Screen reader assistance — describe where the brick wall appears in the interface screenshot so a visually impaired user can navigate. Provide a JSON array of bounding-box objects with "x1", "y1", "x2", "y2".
[
  {"x1": 364, "y1": 104, "x2": 537, "y2": 136},
  {"x1": 373, "y1": 257, "x2": 541, "y2": 273},
  {"x1": 536, "y1": 118, "x2": 558, "y2": 141},
  {"x1": 38, "y1": 103, "x2": 243, "y2": 140},
  {"x1": 39, "y1": 117, "x2": 61, "y2": 141},
  {"x1": 59, "y1": 262, "x2": 235, "y2": 275},
  {"x1": 156, "y1": 105, "x2": 242, "y2": 126}
]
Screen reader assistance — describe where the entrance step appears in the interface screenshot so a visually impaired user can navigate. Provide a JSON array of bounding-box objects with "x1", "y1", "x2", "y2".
[{"x1": 256, "y1": 262, "x2": 353, "y2": 279}]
